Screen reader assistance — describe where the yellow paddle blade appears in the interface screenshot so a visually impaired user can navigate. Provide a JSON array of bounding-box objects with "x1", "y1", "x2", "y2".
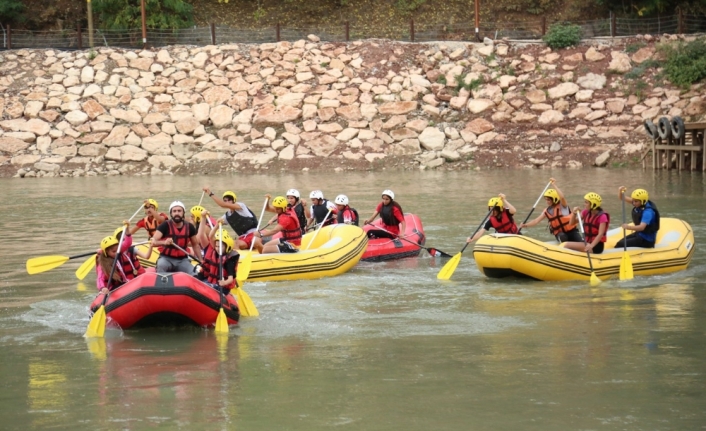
[
  {"x1": 590, "y1": 272, "x2": 601, "y2": 287},
  {"x1": 26, "y1": 255, "x2": 70, "y2": 275},
  {"x1": 84, "y1": 305, "x2": 106, "y2": 338},
  {"x1": 619, "y1": 253, "x2": 634, "y2": 281},
  {"x1": 236, "y1": 252, "x2": 252, "y2": 283},
  {"x1": 236, "y1": 287, "x2": 259, "y2": 317},
  {"x1": 75, "y1": 255, "x2": 96, "y2": 280},
  {"x1": 215, "y1": 307, "x2": 229, "y2": 334},
  {"x1": 437, "y1": 252, "x2": 462, "y2": 280}
]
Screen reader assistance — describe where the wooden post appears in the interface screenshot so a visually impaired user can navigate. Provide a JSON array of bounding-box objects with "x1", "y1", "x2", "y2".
[
  {"x1": 87, "y1": 0, "x2": 94, "y2": 48},
  {"x1": 410, "y1": 18, "x2": 415, "y2": 42},
  {"x1": 276, "y1": 22, "x2": 280, "y2": 42},
  {"x1": 541, "y1": 16, "x2": 546, "y2": 36},
  {"x1": 141, "y1": 0, "x2": 147, "y2": 48},
  {"x1": 345, "y1": 21, "x2": 349, "y2": 41},
  {"x1": 77, "y1": 23, "x2": 83, "y2": 50},
  {"x1": 611, "y1": 12, "x2": 616, "y2": 37},
  {"x1": 6, "y1": 24, "x2": 10, "y2": 50},
  {"x1": 210, "y1": 23, "x2": 216, "y2": 45},
  {"x1": 677, "y1": 8, "x2": 684, "y2": 34}
]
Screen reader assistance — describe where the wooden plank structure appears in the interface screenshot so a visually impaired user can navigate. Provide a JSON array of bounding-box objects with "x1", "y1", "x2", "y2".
[{"x1": 643, "y1": 118, "x2": 705, "y2": 171}]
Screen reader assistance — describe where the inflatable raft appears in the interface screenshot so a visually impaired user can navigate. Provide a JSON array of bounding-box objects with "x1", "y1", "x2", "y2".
[
  {"x1": 473, "y1": 217, "x2": 695, "y2": 282},
  {"x1": 136, "y1": 224, "x2": 368, "y2": 282},
  {"x1": 88, "y1": 272, "x2": 239, "y2": 329},
  {"x1": 361, "y1": 214, "x2": 426, "y2": 261}
]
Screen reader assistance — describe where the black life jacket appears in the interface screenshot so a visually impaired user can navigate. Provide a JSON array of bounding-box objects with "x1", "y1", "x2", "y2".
[
  {"x1": 225, "y1": 206, "x2": 258, "y2": 236},
  {"x1": 279, "y1": 209, "x2": 303, "y2": 243},
  {"x1": 489, "y1": 209, "x2": 519, "y2": 234},
  {"x1": 380, "y1": 204, "x2": 402, "y2": 227},
  {"x1": 312, "y1": 199, "x2": 336, "y2": 226},
  {"x1": 337, "y1": 206, "x2": 359, "y2": 226},
  {"x1": 160, "y1": 221, "x2": 191, "y2": 259},
  {"x1": 202, "y1": 245, "x2": 238, "y2": 289},
  {"x1": 290, "y1": 201, "x2": 308, "y2": 234},
  {"x1": 632, "y1": 201, "x2": 660, "y2": 234},
  {"x1": 584, "y1": 210, "x2": 609, "y2": 243}
]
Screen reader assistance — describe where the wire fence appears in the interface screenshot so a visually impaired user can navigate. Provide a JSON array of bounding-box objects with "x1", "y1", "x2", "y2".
[{"x1": 1, "y1": 13, "x2": 705, "y2": 50}]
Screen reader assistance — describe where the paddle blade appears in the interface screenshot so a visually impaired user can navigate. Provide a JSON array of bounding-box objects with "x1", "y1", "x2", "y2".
[
  {"x1": 84, "y1": 305, "x2": 106, "y2": 338},
  {"x1": 590, "y1": 272, "x2": 601, "y2": 287},
  {"x1": 75, "y1": 255, "x2": 97, "y2": 280},
  {"x1": 236, "y1": 252, "x2": 252, "y2": 282},
  {"x1": 215, "y1": 307, "x2": 229, "y2": 334},
  {"x1": 26, "y1": 255, "x2": 70, "y2": 275},
  {"x1": 437, "y1": 252, "x2": 462, "y2": 280},
  {"x1": 619, "y1": 253, "x2": 634, "y2": 281},
  {"x1": 236, "y1": 287, "x2": 259, "y2": 317}
]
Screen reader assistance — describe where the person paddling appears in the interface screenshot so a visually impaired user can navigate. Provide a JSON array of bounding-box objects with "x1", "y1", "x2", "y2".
[
  {"x1": 151, "y1": 201, "x2": 202, "y2": 274},
  {"x1": 266, "y1": 188, "x2": 308, "y2": 235},
  {"x1": 616, "y1": 187, "x2": 660, "y2": 249},
  {"x1": 196, "y1": 222, "x2": 240, "y2": 294},
  {"x1": 334, "y1": 194, "x2": 359, "y2": 226},
  {"x1": 129, "y1": 199, "x2": 168, "y2": 239},
  {"x1": 96, "y1": 236, "x2": 128, "y2": 294},
  {"x1": 520, "y1": 179, "x2": 582, "y2": 243},
  {"x1": 204, "y1": 187, "x2": 262, "y2": 252},
  {"x1": 363, "y1": 190, "x2": 406, "y2": 239},
  {"x1": 563, "y1": 193, "x2": 610, "y2": 254},
  {"x1": 466, "y1": 194, "x2": 518, "y2": 244},
  {"x1": 112, "y1": 224, "x2": 152, "y2": 280},
  {"x1": 255, "y1": 196, "x2": 302, "y2": 254}
]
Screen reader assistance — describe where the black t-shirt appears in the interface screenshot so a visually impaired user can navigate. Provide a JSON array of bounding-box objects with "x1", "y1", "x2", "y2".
[{"x1": 156, "y1": 220, "x2": 197, "y2": 238}]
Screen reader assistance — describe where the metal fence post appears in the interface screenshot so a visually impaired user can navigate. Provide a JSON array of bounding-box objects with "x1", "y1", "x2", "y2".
[
  {"x1": 541, "y1": 16, "x2": 546, "y2": 35},
  {"x1": 410, "y1": 18, "x2": 415, "y2": 42},
  {"x1": 7, "y1": 24, "x2": 10, "y2": 50},
  {"x1": 276, "y1": 22, "x2": 280, "y2": 42},
  {"x1": 345, "y1": 21, "x2": 349, "y2": 41},
  {"x1": 210, "y1": 23, "x2": 216, "y2": 44},
  {"x1": 77, "y1": 23, "x2": 83, "y2": 50}
]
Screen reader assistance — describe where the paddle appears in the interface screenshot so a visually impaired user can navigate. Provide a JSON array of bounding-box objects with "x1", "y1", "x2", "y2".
[
  {"x1": 517, "y1": 180, "x2": 554, "y2": 234},
  {"x1": 85, "y1": 225, "x2": 127, "y2": 338},
  {"x1": 214, "y1": 223, "x2": 229, "y2": 334},
  {"x1": 26, "y1": 250, "x2": 97, "y2": 275},
  {"x1": 364, "y1": 222, "x2": 452, "y2": 258},
  {"x1": 575, "y1": 211, "x2": 601, "y2": 287},
  {"x1": 74, "y1": 204, "x2": 145, "y2": 280},
  {"x1": 437, "y1": 209, "x2": 492, "y2": 280},
  {"x1": 304, "y1": 209, "x2": 331, "y2": 251},
  {"x1": 619, "y1": 191, "x2": 634, "y2": 281}
]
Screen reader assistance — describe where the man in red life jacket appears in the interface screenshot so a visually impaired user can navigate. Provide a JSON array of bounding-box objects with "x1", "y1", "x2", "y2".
[
  {"x1": 255, "y1": 196, "x2": 301, "y2": 254},
  {"x1": 151, "y1": 201, "x2": 202, "y2": 274},
  {"x1": 467, "y1": 194, "x2": 519, "y2": 244},
  {"x1": 129, "y1": 199, "x2": 168, "y2": 239}
]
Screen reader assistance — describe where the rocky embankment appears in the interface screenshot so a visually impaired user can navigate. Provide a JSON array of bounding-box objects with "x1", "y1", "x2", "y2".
[{"x1": 0, "y1": 34, "x2": 704, "y2": 178}]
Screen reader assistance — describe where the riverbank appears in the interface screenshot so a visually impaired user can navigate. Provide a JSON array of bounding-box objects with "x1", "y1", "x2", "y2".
[{"x1": 0, "y1": 34, "x2": 704, "y2": 178}]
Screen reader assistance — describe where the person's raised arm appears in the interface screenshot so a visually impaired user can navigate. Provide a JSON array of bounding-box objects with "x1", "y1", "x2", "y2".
[
  {"x1": 203, "y1": 186, "x2": 243, "y2": 211},
  {"x1": 551, "y1": 178, "x2": 569, "y2": 207},
  {"x1": 499, "y1": 194, "x2": 516, "y2": 215},
  {"x1": 618, "y1": 186, "x2": 631, "y2": 203},
  {"x1": 263, "y1": 194, "x2": 276, "y2": 213}
]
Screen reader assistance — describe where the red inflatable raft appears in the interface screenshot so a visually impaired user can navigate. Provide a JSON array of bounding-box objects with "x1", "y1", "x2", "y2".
[
  {"x1": 89, "y1": 272, "x2": 239, "y2": 329},
  {"x1": 361, "y1": 213, "x2": 426, "y2": 261}
]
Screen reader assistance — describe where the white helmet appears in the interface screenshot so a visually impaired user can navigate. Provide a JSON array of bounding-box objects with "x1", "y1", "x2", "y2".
[
  {"x1": 310, "y1": 190, "x2": 324, "y2": 199},
  {"x1": 382, "y1": 189, "x2": 395, "y2": 200},
  {"x1": 169, "y1": 200, "x2": 186, "y2": 213},
  {"x1": 334, "y1": 194, "x2": 349, "y2": 205},
  {"x1": 286, "y1": 188, "x2": 300, "y2": 199}
]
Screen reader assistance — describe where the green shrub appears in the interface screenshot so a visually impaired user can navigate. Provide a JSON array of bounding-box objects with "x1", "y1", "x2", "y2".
[
  {"x1": 543, "y1": 23, "x2": 582, "y2": 50},
  {"x1": 0, "y1": 0, "x2": 25, "y2": 24},
  {"x1": 93, "y1": 0, "x2": 193, "y2": 29},
  {"x1": 660, "y1": 37, "x2": 706, "y2": 88}
]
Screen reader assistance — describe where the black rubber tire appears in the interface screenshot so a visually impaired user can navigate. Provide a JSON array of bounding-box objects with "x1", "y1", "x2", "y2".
[
  {"x1": 671, "y1": 116, "x2": 685, "y2": 139},
  {"x1": 657, "y1": 117, "x2": 672, "y2": 139},
  {"x1": 644, "y1": 120, "x2": 658, "y2": 139}
]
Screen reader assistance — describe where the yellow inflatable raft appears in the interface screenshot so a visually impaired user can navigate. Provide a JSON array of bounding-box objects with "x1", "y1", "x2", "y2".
[
  {"x1": 473, "y1": 217, "x2": 695, "y2": 282},
  {"x1": 136, "y1": 224, "x2": 368, "y2": 282}
]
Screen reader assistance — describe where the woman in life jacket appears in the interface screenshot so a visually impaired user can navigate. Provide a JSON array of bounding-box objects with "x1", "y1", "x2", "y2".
[
  {"x1": 306, "y1": 190, "x2": 337, "y2": 231},
  {"x1": 112, "y1": 223, "x2": 153, "y2": 280},
  {"x1": 467, "y1": 194, "x2": 519, "y2": 244},
  {"x1": 256, "y1": 196, "x2": 302, "y2": 254},
  {"x1": 196, "y1": 223, "x2": 239, "y2": 294},
  {"x1": 334, "y1": 194, "x2": 359, "y2": 226},
  {"x1": 266, "y1": 189, "x2": 308, "y2": 235},
  {"x1": 564, "y1": 192, "x2": 610, "y2": 254},
  {"x1": 616, "y1": 187, "x2": 660, "y2": 249},
  {"x1": 96, "y1": 235, "x2": 128, "y2": 294},
  {"x1": 363, "y1": 189, "x2": 406, "y2": 239},
  {"x1": 129, "y1": 198, "x2": 168, "y2": 239},
  {"x1": 520, "y1": 179, "x2": 582, "y2": 243}
]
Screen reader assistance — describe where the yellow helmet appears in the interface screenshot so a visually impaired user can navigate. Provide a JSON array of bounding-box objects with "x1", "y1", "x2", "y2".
[
  {"x1": 222, "y1": 191, "x2": 237, "y2": 201},
  {"x1": 145, "y1": 198, "x2": 158, "y2": 210},
  {"x1": 584, "y1": 192, "x2": 602, "y2": 210},
  {"x1": 488, "y1": 197, "x2": 503, "y2": 210},
  {"x1": 631, "y1": 189, "x2": 649, "y2": 205},
  {"x1": 113, "y1": 226, "x2": 127, "y2": 238},
  {"x1": 544, "y1": 189, "x2": 560, "y2": 205},
  {"x1": 100, "y1": 236, "x2": 119, "y2": 253},
  {"x1": 190, "y1": 205, "x2": 206, "y2": 222},
  {"x1": 272, "y1": 196, "x2": 288, "y2": 209},
  {"x1": 214, "y1": 230, "x2": 234, "y2": 253}
]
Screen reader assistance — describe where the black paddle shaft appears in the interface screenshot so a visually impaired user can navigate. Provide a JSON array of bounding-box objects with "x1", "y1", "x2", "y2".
[
  {"x1": 459, "y1": 209, "x2": 493, "y2": 255},
  {"x1": 364, "y1": 222, "x2": 451, "y2": 257}
]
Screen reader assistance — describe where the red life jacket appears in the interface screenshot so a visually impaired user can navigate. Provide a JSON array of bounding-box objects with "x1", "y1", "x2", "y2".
[
  {"x1": 202, "y1": 245, "x2": 236, "y2": 289},
  {"x1": 488, "y1": 209, "x2": 519, "y2": 234},
  {"x1": 280, "y1": 209, "x2": 302, "y2": 246},
  {"x1": 584, "y1": 210, "x2": 609, "y2": 243},
  {"x1": 544, "y1": 204, "x2": 577, "y2": 235},
  {"x1": 160, "y1": 221, "x2": 191, "y2": 259},
  {"x1": 337, "y1": 206, "x2": 359, "y2": 226},
  {"x1": 118, "y1": 247, "x2": 144, "y2": 281}
]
